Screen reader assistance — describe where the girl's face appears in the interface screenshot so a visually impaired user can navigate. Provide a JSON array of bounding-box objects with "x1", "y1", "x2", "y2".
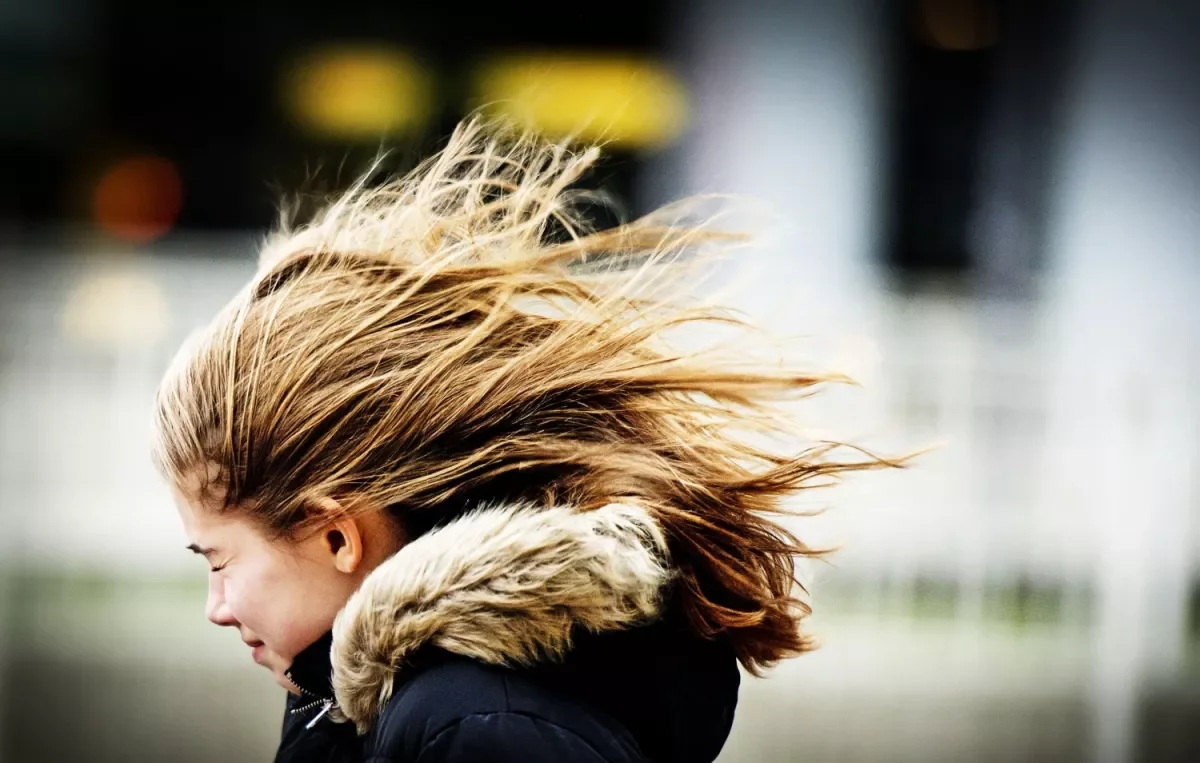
[{"x1": 172, "y1": 478, "x2": 376, "y2": 672}]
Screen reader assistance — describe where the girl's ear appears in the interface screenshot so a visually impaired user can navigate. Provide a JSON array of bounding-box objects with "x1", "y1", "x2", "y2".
[
  {"x1": 306, "y1": 495, "x2": 404, "y2": 575},
  {"x1": 303, "y1": 495, "x2": 366, "y2": 574},
  {"x1": 325, "y1": 513, "x2": 366, "y2": 575}
]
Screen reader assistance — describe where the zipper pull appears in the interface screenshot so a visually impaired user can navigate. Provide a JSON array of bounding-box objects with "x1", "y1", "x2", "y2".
[{"x1": 305, "y1": 700, "x2": 334, "y2": 730}]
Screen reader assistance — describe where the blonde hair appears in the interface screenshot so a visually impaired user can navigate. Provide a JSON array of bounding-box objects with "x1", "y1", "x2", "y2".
[{"x1": 153, "y1": 119, "x2": 897, "y2": 674}]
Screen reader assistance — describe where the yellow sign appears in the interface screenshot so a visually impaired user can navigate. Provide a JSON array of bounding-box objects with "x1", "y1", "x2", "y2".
[
  {"x1": 473, "y1": 54, "x2": 689, "y2": 150},
  {"x1": 284, "y1": 46, "x2": 433, "y2": 139}
]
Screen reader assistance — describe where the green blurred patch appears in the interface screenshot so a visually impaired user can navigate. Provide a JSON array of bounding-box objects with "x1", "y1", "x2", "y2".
[
  {"x1": 813, "y1": 574, "x2": 1091, "y2": 631},
  {"x1": 911, "y1": 577, "x2": 961, "y2": 620},
  {"x1": 984, "y1": 578, "x2": 1066, "y2": 628}
]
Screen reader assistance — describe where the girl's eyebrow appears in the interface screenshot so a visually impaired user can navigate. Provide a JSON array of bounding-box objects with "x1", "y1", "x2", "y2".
[{"x1": 186, "y1": 543, "x2": 216, "y2": 558}]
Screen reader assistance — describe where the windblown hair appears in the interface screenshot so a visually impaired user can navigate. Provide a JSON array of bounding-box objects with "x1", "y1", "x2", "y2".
[{"x1": 153, "y1": 119, "x2": 896, "y2": 674}]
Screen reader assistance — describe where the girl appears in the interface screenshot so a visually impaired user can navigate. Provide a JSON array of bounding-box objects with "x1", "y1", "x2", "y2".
[{"x1": 153, "y1": 120, "x2": 889, "y2": 762}]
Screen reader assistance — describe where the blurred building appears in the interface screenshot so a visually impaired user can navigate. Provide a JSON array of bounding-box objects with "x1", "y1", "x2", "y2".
[{"x1": 1, "y1": 1, "x2": 1198, "y2": 762}]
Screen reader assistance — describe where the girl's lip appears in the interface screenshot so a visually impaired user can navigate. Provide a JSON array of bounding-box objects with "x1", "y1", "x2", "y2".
[{"x1": 251, "y1": 643, "x2": 266, "y2": 662}]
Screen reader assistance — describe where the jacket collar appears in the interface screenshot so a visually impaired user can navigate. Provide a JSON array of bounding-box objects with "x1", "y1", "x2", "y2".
[{"x1": 285, "y1": 630, "x2": 335, "y2": 703}]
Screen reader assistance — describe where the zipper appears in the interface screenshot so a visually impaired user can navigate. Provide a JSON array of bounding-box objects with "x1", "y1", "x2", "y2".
[
  {"x1": 304, "y1": 701, "x2": 334, "y2": 729},
  {"x1": 284, "y1": 668, "x2": 338, "y2": 726}
]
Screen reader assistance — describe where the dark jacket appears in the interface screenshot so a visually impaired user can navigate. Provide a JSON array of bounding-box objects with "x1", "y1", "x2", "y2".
[{"x1": 273, "y1": 503, "x2": 741, "y2": 763}]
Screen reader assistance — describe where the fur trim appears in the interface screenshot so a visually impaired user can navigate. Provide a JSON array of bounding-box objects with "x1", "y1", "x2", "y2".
[{"x1": 330, "y1": 503, "x2": 671, "y2": 732}]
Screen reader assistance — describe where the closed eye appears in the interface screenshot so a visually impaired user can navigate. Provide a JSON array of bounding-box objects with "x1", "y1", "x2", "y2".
[{"x1": 188, "y1": 544, "x2": 225, "y2": 573}]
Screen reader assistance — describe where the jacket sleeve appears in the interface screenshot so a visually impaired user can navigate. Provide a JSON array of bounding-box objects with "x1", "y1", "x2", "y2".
[{"x1": 411, "y1": 712, "x2": 612, "y2": 763}]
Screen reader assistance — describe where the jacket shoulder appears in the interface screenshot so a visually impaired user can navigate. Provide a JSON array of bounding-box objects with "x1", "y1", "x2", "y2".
[{"x1": 360, "y1": 653, "x2": 644, "y2": 763}]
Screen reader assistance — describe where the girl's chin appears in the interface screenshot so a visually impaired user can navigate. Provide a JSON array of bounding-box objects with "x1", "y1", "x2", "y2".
[
  {"x1": 251, "y1": 645, "x2": 302, "y2": 695},
  {"x1": 274, "y1": 672, "x2": 303, "y2": 696}
]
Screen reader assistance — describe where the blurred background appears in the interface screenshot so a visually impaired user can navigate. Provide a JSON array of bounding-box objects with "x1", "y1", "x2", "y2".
[{"x1": 1, "y1": 0, "x2": 1198, "y2": 761}]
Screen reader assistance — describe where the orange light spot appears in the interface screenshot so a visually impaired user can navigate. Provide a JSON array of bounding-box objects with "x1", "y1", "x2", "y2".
[{"x1": 92, "y1": 156, "x2": 183, "y2": 243}]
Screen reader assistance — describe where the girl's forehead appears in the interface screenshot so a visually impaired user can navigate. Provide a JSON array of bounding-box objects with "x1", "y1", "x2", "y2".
[
  {"x1": 174, "y1": 462, "x2": 230, "y2": 511},
  {"x1": 173, "y1": 482, "x2": 224, "y2": 535},
  {"x1": 172, "y1": 475, "x2": 251, "y2": 541}
]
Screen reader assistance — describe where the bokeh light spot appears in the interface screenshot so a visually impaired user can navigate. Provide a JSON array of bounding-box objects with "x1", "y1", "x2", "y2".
[
  {"x1": 91, "y1": 156, "x2": 183, "y2": 243},
  {"x1": 284, "y1": 45, "x2": 432, "y2": 139},
  {"x1": 473, "y1": 54, "x2": 689, "y2": 150}
]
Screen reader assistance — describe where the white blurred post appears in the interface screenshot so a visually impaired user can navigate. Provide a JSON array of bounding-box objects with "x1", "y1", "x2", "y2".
[
  {"x1": 1043, "y1": 2, "x2": 1200, "y2": 761},
  {"x1": 660, "y1": 0, "x2": 887, "y2": 335}
]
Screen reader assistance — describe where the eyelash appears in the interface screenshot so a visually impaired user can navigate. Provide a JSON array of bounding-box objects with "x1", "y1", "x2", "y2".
[{"x1": 209, "y1": 564, "x2": 227, "y2": 573}]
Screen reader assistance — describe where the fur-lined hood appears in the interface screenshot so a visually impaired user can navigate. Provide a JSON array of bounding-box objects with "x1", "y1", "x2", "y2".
[{"x1": 329, "y1": 502, "x2": 672, "y2": 732}]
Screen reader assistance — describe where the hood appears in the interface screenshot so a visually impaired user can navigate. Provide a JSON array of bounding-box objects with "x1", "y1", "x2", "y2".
[
  {"x1": 331, "y1": 502, "x2": 672, "y2": 728},
  {"x1": 319, "y1": 502, "x2": 739, "y2": 761}
]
